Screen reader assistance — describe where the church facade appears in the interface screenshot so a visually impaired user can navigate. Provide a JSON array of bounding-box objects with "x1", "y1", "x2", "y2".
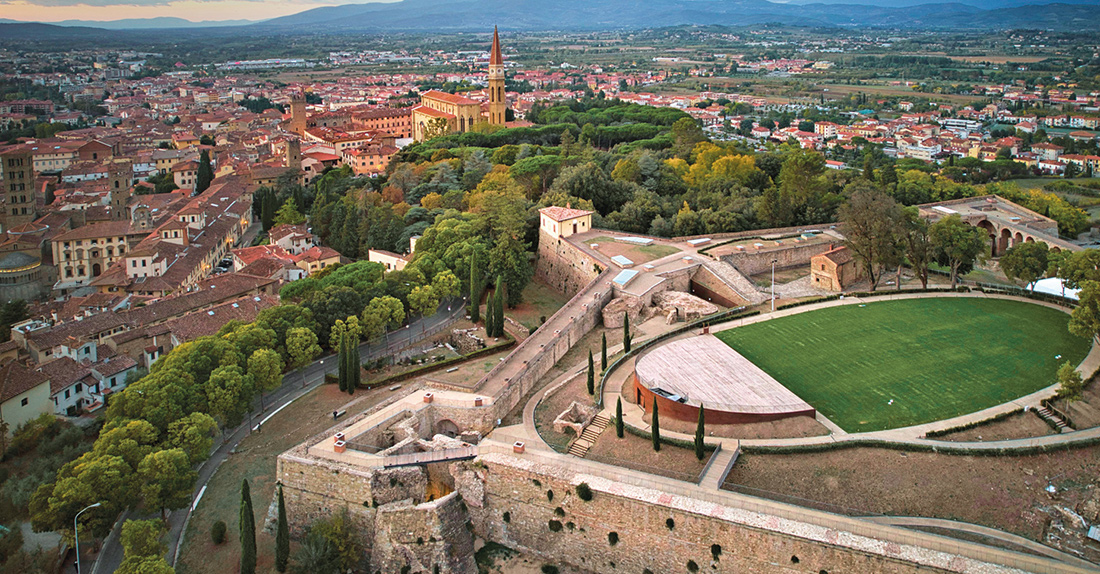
[{"x1": 411, "y1": 27, "x2": 508, "y2": 141}]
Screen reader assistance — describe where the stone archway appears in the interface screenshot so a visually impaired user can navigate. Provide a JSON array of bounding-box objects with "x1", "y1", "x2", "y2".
[
  {"x1": 92, "y1": 263, "x2": 101, "y2": 277},
  {"x1": 435, "y1": 419, "x2": 460, "y2": 438},
  {"x1": 1014, "y1": 232, "x2": 1024, "y2": 247},
  {"x1": 998, "y1": 228, "x2": 1012, "y2": 256},
  {"x1": 976, "y1": 220, "x2": 997, "y2": 257}
]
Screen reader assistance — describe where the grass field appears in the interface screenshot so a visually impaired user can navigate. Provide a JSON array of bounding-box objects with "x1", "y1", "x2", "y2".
[{"x1": 715, "y1": 298, "x2": 1091, "y2": 432}]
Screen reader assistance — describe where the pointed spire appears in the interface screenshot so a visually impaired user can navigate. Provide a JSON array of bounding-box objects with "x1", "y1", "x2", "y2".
[{"x1": 490, "y1": 26, "x2": 503, "y2": 66}]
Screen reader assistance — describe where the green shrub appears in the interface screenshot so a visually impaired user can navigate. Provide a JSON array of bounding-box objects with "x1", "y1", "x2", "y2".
[
  {"x1": 607, "y1": 531, "x2": 618, "y2": 546},
  {"x1": 666, "y1": 518, "x2": 675, "y2": 530},
  {"x1": 541, "y1": 565, "x2": 559, "y2": 574},
  {"x1": 711, "y1": 544, "x2": 722, "y2": 559},
  {"x1": 548, "y1": 520, "x2": 562, "y2": 532},
  {"x1": 687, "y1": 560, "x2": 699, "y2": 572},
  {"x1": 211, "y1": 520, "x2": 227, "y2": 545},
  {"x1": 502, "y1": 511, "x2": 510, "y2": 523},
  {"x1": 575, "y1": 482, "x2": 593, "y2": 501}
]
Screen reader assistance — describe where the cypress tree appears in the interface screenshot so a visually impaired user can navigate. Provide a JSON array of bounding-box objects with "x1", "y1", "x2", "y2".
[
  {"x1": 494, "y1": 276, "x2": 505, "y2": 337},
  {"x1": 615, "y1": 397, "x2": 624, "y2": 438},
  {"x1": 484, "y1": 290, "x2": 495, "y2": 337},
  {"x1": 469, "y1": 255, "x2": 481, "y2": 323},
  {"x1": 601, "y1": 333, "x2": 607, "y2": 372},
  {"x1": 275, "y1": 483, "x2": 289, "y2": 573},
  {"x1": 623, "y1": 313, "x2": 632, "y2": 354},
  {"x1": 349, "y1": 333, "x2": 359, "y2": 395},
  {"x1": 586, "y1": 350, "x2": 594, "y2": 395},
  {"x1": 694, "y1": 407, "x2": 705, "y2": 461},
  {"x1": 337, "y1": 332, "x2": 347, "y2": 392},
  {"x1": 239, "y1": 479, "x2": 256, "y2": 574},
  {"x1": 651, "y1": 397, "x2": 660, "y2": 452},
  {"x1": 261, "y1": 190, "x2": 276, "y2": 232},
  {"x1": 196, "y1": 149, "x2": 213, "y2": 194}
]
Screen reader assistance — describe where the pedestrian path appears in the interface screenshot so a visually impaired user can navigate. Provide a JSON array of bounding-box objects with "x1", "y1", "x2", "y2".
[{"x1": 698, "y1": 444, "x2": 740, "y2": 489}]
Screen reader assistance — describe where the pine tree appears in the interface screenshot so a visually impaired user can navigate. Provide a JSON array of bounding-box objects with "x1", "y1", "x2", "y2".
[
  {"x1": 469, "y1": 255, "x2": 481, "y2": 323},
  {"x1": 587, "y1": 350, "x2": 595, "y2": 395},
  {"x1": 615, "y1": 397, "x2": 624, "y2": 438},
  {"x1": 196, "y1": 149, "x2": 213, "y2": 194},
  {"x1": 622, "y1": 313, "x2": 632, "y2": 354},
  {"x1": 275, "y1": 483, "x2": 289, "y2": 573},
  {"x1": 601, "y1": 333, "x2": 607, "y2": 372},
  {"x1": 694, "y1": 407, "x2": 705, "y2": 461},
  {"x1": 240, "y1": 479, "x2": 256, "y2": 574},
  {"x1": 651, "y1": 397, "x2": 660, "y2": 452}
]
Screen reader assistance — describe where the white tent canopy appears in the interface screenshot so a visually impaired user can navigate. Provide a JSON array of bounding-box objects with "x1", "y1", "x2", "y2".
[{"x1": 1027, "y1": 277, "x2": 1080, "y2": 301}]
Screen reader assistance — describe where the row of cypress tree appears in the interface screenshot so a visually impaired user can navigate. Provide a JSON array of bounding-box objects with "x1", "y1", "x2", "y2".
[{"x1": 239, "y1": 480, "x2": 291, "y2": 573}]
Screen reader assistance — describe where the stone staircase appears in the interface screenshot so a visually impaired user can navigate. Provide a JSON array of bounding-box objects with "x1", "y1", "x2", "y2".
[
  {"x1": 1036, "y1": 406, "x2": 1071, "y2": 433},
  {"x1": 567, "y1": 414, "x2": 610, "y2": 458},
  {"x1": 701, "y1": 260, "x2": 769, "y2": 305},
  {"x1": 698, "y1": 444, "x2": 740, "y2": 490}
]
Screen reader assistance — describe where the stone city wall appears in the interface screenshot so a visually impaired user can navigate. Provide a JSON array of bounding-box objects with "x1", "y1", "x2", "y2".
[
  {"x1": 369, "y1": 491, "x2": 477, "y2": 574},
  {"x1": 720, "y1": 241, "x2": 835, "y2": 277},
  {"x1": 536, "y1": 229, "x2": 603, "y2": 297},
  {"x1": 452, "y1": 454, "x2": 1017, "y2": 574},
  {"x1": 276, "y1": 452, "x2": 425, "y2": 541},
  {"x1": 485, "y1": 279, "x2": 613, "y2": 428}
]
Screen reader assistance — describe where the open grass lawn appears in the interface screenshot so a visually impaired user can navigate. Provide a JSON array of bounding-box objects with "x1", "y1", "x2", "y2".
[
  {"x1": 715, "y1": 298, "x2": 1091, "y2": 432},
  {"x1": 505, "y1": 280, "x2": 571, "y2": 331}
]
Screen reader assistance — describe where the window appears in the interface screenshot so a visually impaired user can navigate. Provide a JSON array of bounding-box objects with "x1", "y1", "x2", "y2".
[
  {"x1": 20, "y1": 398, "x2": 27, "y2": 407},
  {"x1": 64, "y1": 389, "x2": 70, "y2": 399},
  {"x1": 75, "y1": 383, "x2": 82, "y2": 392}
]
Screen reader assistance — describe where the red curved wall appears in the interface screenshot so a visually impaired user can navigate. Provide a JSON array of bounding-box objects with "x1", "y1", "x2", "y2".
[{"x1": 631, "y1": 373, "x2": 815, "y2": 425}]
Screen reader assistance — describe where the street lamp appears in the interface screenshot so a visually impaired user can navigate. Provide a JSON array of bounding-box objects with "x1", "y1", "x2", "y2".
[
  {"x1": 74, "y1": 502, "x2": 101, "y2": 574},
  {"x1": 771, "y1": 259, "x2": 779, "y2": 312}
]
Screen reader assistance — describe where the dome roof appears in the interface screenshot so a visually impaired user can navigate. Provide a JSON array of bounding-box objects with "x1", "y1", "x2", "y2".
[{"x1": 0, "y1": 251, "x2": 40, "y2": 270}]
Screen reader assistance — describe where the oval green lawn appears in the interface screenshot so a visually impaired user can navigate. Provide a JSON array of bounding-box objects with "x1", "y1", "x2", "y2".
[{"x1": 715, "y1": 298, "x2": 1092, "y2": 433}]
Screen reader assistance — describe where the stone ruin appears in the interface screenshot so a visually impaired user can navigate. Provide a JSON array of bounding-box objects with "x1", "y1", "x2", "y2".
[
  {"x1": 553, "y1": 401, "x2": 598, "y2": 436},
  {"x1": 449, "y1": 328, "x2": 486, "y2": 355},
  {"x1": 602, "y1": 296, "x2": 645, "y2": 328},
  {"x1": 653, "y1": 290, "x2": 720, "y2": 324}
]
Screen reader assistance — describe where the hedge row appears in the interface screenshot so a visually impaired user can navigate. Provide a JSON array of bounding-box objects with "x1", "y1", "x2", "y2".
[
  {"x1": 354, "y1": 336, "x2": 515, "y2": 389},
  {"x1": 923, "y1": 408, "x2": 1024, "y2": 438},
  {"x1": 740, "y1": 434, "x2": 1100, "y2": 457}
]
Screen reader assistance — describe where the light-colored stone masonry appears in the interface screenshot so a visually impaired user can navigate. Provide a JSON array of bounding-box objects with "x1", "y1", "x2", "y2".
[{"x1": 454, "y1": 453, "x2": 1030, "y2": 574}]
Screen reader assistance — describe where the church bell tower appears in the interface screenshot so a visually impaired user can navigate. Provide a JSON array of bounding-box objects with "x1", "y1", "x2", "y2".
[{"x1": 488, "y1": 27, "x2": 507, "y2": 126}]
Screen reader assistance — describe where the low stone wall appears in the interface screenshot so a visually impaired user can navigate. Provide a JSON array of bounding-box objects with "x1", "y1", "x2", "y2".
[{"x1": 721, "y1": 241, "x2": 835, "y2": 277}]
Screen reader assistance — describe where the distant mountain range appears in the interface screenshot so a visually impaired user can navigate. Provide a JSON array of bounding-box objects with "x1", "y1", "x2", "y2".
[
  {"x1": 253, "y1": 0, "x2": 1100, "y2": 32},
  {"x1": 0, "y1": 17, "x2": 257, "y2": 30},
  {"x1": 3, "y1": 0, "x2": 1100, "y2": 33}
]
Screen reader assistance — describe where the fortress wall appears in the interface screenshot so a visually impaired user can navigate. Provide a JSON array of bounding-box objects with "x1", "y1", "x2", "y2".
[
  {"x1": 276, "y1": 453, "x2": 425, "y2": 541},
  {"x1": 721, "y1": 241, "x2": 835, "y2": 276},
  {"x1": 536, "y1": 229, "x2": 602, "y2": 297},
  {"x1": 454, "y1": 454, "x2": 964, "y2": 574},
  {"x1": 369, "y1": 491, "x2": 477, "y2": 574}
]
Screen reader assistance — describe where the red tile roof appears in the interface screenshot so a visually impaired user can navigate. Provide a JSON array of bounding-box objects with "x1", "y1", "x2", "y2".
[
  {"x1": 539, "y1": 206, "x2": 592, "y2": 222},
  {"x1": 420, "y1": 90, "x2": 479, "y2": 107}
]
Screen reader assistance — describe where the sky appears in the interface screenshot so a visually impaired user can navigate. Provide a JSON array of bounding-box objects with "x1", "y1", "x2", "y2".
[{"x1": 0, "y1": 0, "x2": 397, "y2": 22}]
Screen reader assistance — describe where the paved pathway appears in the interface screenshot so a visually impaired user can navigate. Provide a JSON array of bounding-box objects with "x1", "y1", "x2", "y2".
[{"x1": 862, "y1": 516, "x2": 1099, "y2": 571}]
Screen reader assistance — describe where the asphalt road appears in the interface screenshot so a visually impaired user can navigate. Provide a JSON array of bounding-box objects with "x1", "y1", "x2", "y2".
[{"x1": 89, "y1": 298, "x2": 465, "y2": 574}]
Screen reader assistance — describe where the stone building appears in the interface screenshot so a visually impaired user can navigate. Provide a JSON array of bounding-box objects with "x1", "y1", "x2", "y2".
[
  {"x1": 809, "y1": 245, "x2": 858, "y2": 291},
  {"x1": 0, "y1": 145, "x2": 37, "y2": 231}
]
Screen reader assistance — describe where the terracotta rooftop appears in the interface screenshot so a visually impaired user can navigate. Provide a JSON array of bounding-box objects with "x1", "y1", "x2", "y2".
[
  {"x1": 420, "y1": 90, "x2": 480, "y2": 107},
  {"x1": 539, "y1": 205, "x2": 593, "y2": 222}
]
